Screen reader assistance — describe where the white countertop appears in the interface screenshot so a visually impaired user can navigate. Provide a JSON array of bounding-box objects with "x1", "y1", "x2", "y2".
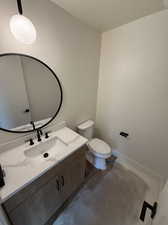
[{"x1": 0, "y1": 127, "x2": 87, "y2": 203}]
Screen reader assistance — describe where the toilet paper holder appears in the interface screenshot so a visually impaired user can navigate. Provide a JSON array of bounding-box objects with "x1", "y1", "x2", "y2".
[{"x1": 120, "y1": 132, "x2": 129, "y2": 138}]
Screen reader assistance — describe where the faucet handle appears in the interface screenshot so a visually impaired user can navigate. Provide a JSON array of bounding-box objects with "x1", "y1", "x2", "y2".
[
  {"x1": 25, "y1": 138, "x2": 34, "y2": 146},
  {"x1": 29, "y1": 138, "x2": 34, "y2": 146},
  {"x1": 45, "y1": 132, "x2": 49, "y2": 139}
]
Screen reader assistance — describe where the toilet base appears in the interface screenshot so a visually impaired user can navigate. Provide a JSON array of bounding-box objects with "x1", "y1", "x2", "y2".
[{"x1": 86, "y1": 151, "x2": 107, "y2": 170}]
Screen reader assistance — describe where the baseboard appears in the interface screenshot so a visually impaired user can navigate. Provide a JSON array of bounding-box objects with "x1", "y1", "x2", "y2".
[{"x1": 112, "y1": 150, "x2": 166, "y2": 192}]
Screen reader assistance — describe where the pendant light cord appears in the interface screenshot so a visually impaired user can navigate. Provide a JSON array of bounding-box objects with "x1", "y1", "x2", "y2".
[{"x1": 17, "y1": 0, "x2": 23, "y2": 15}]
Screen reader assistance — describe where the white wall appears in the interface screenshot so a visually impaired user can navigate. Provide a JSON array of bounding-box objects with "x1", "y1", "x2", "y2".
[
  {"x1": 0, "y1": 0, "x2": 100, "y2": 144},
  {"x1": 96, "y1": 10, "x2": 168, "y2": 179}
]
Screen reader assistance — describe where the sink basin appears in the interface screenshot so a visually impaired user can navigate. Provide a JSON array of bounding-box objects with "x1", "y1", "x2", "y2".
[{"x1": 24, "y1": 137, "x2": 58, "y2": 159}]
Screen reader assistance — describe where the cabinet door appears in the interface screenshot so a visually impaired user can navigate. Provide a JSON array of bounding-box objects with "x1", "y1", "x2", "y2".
[
  {"x1": 58, "y1": 166, "x2": 71, "y2": 202},
  {"x1": 8, "y1": 175, "x2": 62, "y2": 225},
  {"x1": 60, "y1": 148, "x2": 86, "y2": 199},
  {"x1": 70, "y1": 157, "x2": 85, "y2": 193},
  {"x1": 63, "y1": 148, "x2": 86, "y2": 194}
]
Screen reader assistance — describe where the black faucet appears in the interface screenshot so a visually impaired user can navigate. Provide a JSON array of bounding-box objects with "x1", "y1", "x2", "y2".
[{"x1": 37, "y1": 129, "x2": 42, "y2": 142}]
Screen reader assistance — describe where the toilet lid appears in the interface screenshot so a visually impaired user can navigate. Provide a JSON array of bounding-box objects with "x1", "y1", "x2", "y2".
[{"x1": 88, "y1": 138, "x2": 111, "y2": 155}]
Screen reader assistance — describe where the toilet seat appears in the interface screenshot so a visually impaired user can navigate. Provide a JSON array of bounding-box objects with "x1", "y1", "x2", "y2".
[{"x1": 88, "y1": 138, "x2": 112, "y2": 158}]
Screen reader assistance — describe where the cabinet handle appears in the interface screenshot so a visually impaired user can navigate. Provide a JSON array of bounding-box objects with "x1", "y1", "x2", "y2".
[
  {"x1": 60, "y1": 176, "x2": 64, "y2": 187},
  {"x1": 56, "y1": 178, "x2": 60, "y2": 191}
]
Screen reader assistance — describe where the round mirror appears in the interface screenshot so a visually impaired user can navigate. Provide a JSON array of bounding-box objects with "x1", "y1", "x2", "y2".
[{"x1": 0, "y1": 53, "x2": 63, "y2": 133}]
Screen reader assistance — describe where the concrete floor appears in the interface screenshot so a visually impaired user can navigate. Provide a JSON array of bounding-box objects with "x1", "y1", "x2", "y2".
[{"x1": 53, "y1": 162, "x2": 149, "y2": 225}]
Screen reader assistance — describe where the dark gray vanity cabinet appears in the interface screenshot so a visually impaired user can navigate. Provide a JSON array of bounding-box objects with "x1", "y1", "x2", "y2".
[{"x1": 3, "y1": 147, "x2": 86, "y2": 225}]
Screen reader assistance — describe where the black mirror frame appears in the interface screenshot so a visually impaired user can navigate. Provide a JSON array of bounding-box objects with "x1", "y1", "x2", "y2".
[{"x1": 0, "y1": 53, "x2": 63, "y2": 134}]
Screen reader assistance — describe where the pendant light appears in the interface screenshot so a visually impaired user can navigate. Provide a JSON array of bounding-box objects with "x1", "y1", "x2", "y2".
[{"x1": 10, "y1": 0, "x2": 36, "y2": 44}]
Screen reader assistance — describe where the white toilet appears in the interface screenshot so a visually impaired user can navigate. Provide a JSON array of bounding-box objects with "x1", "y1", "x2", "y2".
[{"x1": 77, "y1": 120, "x2": 112, "y2": 170}]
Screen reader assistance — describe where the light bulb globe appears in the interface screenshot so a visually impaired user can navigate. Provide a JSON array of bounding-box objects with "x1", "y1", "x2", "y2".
[{"x1": 10, "y1": 14, "x2": 36, "y2": 44}]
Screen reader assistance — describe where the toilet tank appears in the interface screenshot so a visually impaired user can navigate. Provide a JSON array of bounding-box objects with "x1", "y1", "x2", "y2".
[{"x1": 77, "y1": 120, "x2": 94, "y2": 140}]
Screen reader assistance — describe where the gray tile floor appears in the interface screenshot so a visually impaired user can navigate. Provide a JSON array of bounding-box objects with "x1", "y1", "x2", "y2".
[{"x1": 53, "y1": 162, "x2": 148, "y2": 225}]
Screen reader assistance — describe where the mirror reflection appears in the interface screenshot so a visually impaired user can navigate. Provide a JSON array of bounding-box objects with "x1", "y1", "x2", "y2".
[{"x1": 0, "y1": 54, "x2": 62, "y2": 132}]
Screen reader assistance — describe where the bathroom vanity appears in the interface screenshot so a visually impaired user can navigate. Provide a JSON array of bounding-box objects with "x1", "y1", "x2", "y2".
[
  {"x1": 0, "y1": 127, "x2": 88, "y2": 225},
  {"x1": 3, "y1": 148, "x2": 86, "y2": 225}
]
